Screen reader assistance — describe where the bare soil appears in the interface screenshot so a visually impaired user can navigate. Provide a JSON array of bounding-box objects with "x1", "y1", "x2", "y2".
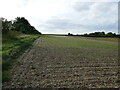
[{"x1": 3, "y1": 37, "x2": 119, "y2": 89}]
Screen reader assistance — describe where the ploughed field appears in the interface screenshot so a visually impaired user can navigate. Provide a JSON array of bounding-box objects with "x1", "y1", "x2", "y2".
[{"x1": 3, "y1": 35, "x2": 119, "y2": 88}]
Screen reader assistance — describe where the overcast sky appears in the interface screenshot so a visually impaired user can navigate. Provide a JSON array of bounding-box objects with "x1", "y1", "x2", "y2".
[{"x1": 0, "y1": 0, "x2": 118, "y2": 34}]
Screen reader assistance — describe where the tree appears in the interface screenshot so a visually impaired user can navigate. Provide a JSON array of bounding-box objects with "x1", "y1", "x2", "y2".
[
  {"x1": 12, "y1": 17, "x2": 41, "y2": 34},
  {"x1": 106, "y1": 32, "x2": 116, "y2": 37},
  {"x1": 68, "y1": 33, "x2": 73, "y2": 36},
  {"x1": 84, "y1": 33, "x2": 88, "y2": 36},
  {"x1": 87, "y1": 31, "x2": 106, "y2": 37},
  {"x1": 2, "y1": 19, "x2": 13, "y2": 35},
  {"x1": 68, "y1": 33, "x2": 70, "y2": 36}
]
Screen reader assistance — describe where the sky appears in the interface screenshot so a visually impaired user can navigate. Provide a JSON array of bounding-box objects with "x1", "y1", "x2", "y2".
[{"x1": 0, "y1": 0, "x2": 119, "y2": 34}]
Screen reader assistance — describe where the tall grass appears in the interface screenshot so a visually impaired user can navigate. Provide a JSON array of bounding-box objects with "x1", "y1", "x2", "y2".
[{"x1": 2, "y1": 35, "x2": 40, "y2": 82}]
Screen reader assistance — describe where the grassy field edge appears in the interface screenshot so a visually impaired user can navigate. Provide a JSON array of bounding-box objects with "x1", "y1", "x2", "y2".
[{"x1": 2, "y1": 35, "x2": 40, "y2": 82}]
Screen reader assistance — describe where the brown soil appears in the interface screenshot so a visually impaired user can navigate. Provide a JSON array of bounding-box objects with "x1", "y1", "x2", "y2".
[{"x1": 3, "y1": 37, "x2": 119, "y2": 89}]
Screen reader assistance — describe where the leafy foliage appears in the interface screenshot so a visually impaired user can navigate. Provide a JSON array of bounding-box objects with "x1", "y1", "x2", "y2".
[
  {"x1": 12, "y1": 17, "x2": 41, "y2": 34},
  {"x1": 1, "y1": 17, "x2": 41, "y2": 40}
]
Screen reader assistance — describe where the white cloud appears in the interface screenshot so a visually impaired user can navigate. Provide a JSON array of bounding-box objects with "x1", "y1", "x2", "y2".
[
  {"x1": 0, "y1": 0, "x2": 118, "y2": 34},
  {"x1": 38, "y1": 2, "x2": 118, "y2": 34}
]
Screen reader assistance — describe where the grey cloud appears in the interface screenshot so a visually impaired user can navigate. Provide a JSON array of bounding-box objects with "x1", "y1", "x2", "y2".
[
  {"x1": 40, "y1": 17, "x2": 117, "y2": 31},
  {"x1": 40, "y1": 19, "x2": 84, "y2": 30},
  {"x1": 38, "y1": 2, "x2": 118, "y2": 34},
  {"x1": 73, "y1": 2, "x2": 94, "y2": 12}
]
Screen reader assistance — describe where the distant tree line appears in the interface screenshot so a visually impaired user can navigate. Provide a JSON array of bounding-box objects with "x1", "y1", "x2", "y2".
[
  {"x1": 68, "y1": 32, "x2": 119, "y2": 37},
  {"x1": 83, "y1": 32, "x2": 117, "y2": 37},
  {"x1": 68, "y1": 33, "x2": 73, "y2": 36},
  {"x1": 1, "y1": 17, "x2": 41, "y2": 35}
]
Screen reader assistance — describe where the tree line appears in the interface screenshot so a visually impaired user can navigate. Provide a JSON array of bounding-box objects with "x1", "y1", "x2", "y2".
[
  {"x1": 1, "y1": 17, "x2": 41, "y2": 36},
  {"x1": 68, "y1": 32, "x2": 119, "y2": 37}
]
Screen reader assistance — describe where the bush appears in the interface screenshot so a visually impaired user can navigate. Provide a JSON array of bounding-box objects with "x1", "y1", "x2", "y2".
[{"x1": 2, "y1": 31, "x2": 22, "y2": 41}]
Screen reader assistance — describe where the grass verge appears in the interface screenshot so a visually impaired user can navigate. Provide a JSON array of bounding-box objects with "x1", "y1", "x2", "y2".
[{"x1": 2, "y1": 35, "x2": 40, "y2": 82}]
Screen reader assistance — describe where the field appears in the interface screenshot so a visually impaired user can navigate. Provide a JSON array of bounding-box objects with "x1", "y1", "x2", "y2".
[{"x1": 3, "y1": 35, "x2": 119, "y2": 88}]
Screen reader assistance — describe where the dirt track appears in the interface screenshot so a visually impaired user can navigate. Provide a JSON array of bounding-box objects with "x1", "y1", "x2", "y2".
[{"x1": 3, "y1": 36, "x2": 119, "y2": 88}]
